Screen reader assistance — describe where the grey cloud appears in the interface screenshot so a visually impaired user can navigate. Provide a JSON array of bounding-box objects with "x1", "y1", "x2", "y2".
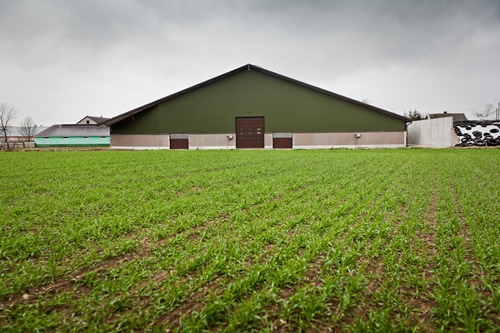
[{"x1": 0, "y1": 0, "x2": 499, "y2": 124}]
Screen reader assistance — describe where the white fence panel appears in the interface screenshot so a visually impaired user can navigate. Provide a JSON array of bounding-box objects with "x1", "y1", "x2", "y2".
[{"x1": 408, "y1": 117, "x2": 457, "y2": 147}]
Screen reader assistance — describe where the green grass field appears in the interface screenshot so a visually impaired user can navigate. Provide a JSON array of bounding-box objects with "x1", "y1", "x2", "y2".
[{"x1": 0, "y1": 149, "x2": 498, "y2": 332}]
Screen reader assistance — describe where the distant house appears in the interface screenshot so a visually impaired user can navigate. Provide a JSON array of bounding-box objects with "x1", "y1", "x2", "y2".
[
  {"x1": 1, "y1": 126, "x2": 47, "y2": 143},
  {"x1": 76, "y1": 116, "x2": 110, "y2": 125},
  {"x1": 2, "y1": 126, "x2": 29, "y2": 143},
  {"x1": 427, "y1": 112, "x2": 468, "y2": 122},
  {"x1": 35, "y1": 125, "x2": 110, "y2": 147}
]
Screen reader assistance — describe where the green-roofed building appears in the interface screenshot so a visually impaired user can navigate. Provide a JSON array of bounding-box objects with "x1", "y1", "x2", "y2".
[{"x1": 35, "y1": 125, "x2": 110, "y2": 147}]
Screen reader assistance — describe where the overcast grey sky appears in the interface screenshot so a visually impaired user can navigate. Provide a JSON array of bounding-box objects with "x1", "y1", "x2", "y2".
[{"x1": 1, "y1": 0, "x2": 499, "y2": 126}]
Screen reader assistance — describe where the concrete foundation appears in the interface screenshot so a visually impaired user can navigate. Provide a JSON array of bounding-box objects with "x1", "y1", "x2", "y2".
[
  {"x1": 111, "y1": 134, "x2": 170, "y2": 149},
  {"x1": 293, "y1": 131, "x2": 405, "y2": 148}
]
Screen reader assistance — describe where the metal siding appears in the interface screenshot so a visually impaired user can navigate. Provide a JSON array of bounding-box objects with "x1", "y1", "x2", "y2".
[
  {"x1": 112, "y1": 70, "x2": 405, "y2": 134},
  {"x1": 112, "y1": 107, "x2": 160, "y2": 134},
  {"x1": 35, "y1": 136, "x2": 110, "y2": 147}
]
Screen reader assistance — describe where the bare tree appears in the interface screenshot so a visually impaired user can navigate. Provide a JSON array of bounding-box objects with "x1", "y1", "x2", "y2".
[
  {"x1": 19, "y1": 117, "x2": 38, "y2": 142},
  {"x1": 474, "y1": 104, "x2": 495, "y2": 119},
  {"x1": 0, "y1": 103, "x2": 17, "y2": 144},
  {"x1": 361, "y1": 98, "x2": 372, "y2": 104}
]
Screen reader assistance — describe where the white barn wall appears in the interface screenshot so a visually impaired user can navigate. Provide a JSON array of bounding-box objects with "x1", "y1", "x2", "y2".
[{"x1": 408, "y1": 117, "x2": 458, "y2": 147}]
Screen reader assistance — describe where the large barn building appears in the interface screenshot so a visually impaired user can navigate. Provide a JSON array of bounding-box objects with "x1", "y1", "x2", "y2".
[{"x1": 102, "y1": 64, "x2": 410, "y2": 149}]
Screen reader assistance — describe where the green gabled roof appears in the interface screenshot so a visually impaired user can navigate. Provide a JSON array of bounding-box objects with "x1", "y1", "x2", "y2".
[{"x1": 102, "y1": 64, "x2": 410, "y2": 127}]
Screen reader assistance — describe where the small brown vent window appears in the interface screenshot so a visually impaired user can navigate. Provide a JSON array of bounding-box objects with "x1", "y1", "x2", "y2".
[
  {"x1": 273, "y1": 133, "x2": 293, "y2": 149},
  {"x1": 170, "y1": 134, "x2": 189, "y2": 149}
]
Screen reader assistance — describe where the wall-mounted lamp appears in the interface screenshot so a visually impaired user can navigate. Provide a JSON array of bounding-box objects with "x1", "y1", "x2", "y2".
[
  {"x1": 227, "y1": 135, "x2": 234, "y2": 141},
  {"x1": 355, "y1": 134, "x2": 361, "y2": 138}
]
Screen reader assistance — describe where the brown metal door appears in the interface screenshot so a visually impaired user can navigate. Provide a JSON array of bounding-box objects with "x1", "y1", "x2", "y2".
[{"x1": 236, "y1": 117, "x2": 265, "y2": 148}]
